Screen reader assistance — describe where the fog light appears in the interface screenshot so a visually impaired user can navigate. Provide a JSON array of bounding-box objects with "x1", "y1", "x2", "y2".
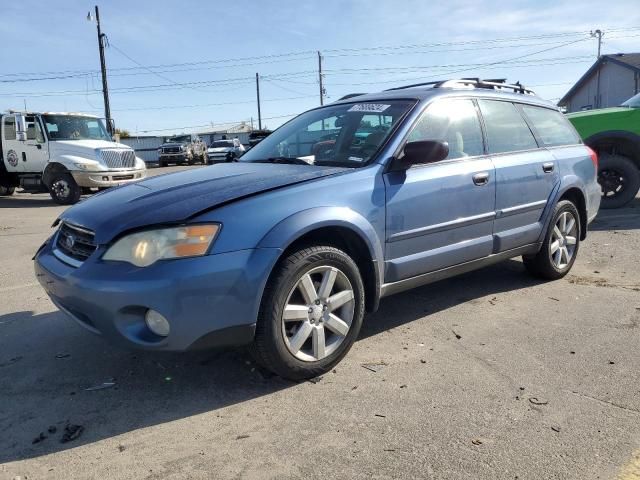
[
  {"x1": 102, "y1": 176, "x2": 109, "y2": 181},
  {"x1": 145, "y1": 309, "x2": 170, "y2": 336}
]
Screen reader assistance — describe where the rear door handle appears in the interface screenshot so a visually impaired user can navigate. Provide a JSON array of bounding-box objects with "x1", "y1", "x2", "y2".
[
  {"x1": 542, "y1": 162, "x2": 554, "y2": 173},
  {"x1": 473, "y1": 172, "x2": 490, "y2": 186}
]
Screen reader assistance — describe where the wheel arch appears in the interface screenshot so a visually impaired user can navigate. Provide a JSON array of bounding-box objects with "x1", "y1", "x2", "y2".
[
  {"x1": 42, "y1": 162, "x2": 70, "y2": 187},
  {"x1": 258, "y1": 207, "x2": 384, "y2": 313},
  {"x1": 584, "y1": 130, "x2": 640, "y2": 169},
  {"x1": 558, "y1": 187, "x2": 588, "y2": 240}
]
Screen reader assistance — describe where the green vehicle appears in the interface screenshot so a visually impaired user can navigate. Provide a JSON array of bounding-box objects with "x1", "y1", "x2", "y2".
[{"x1": 567, "y1": 92, "x2": 640, "y2": 208}]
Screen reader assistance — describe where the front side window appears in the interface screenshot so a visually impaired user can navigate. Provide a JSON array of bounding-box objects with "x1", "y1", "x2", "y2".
[
  {"x1": 42, "y1": 115, "x2": 111, "y2": 141},
  {"x1": 522, "y1": 105, "x2": 581, "y2": 147},
  {"x1": 25, "y1": 116, "x2": 45, "y2": 142},
  {"x1": 240, "y1": 100, "x2": 415, "y2": 168},
  {"x1": 407, "y1": 98, "x2": 484, "y2": 160},
  {"x1": 478, "y1": 100, "x2": 538, "y2": 154},
  {"x1": 3, "y1": 116, "x2": 16, "y2": 140}
]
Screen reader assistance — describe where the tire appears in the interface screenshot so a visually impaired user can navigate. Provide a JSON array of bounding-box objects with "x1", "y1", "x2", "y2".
[
  {"x1": 252, "y1": 245, "x2": 365, "y2": 380},
  {"x1": 159, "y1": 160, "x2": 167, "y2": 168},
  {"x1": 523, "y1": 200, "x2": 581, "y2": 280},
  {"x1": 48, "y1": 172, "x2": 81, "y2": 205},
  {"x1": 598, "y1": 154, "x2": 640, "y2": 209},
  {"x1": 0, "y1": 186, "x2": 15, "y2": 196}
]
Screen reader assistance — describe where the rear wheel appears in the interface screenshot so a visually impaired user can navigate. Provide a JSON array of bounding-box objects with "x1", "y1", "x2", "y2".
[
  {"x1": 49, "y1": 173, "x2": 81, "y2": 205},
  {"x1": 523, "y1": 200, "x2": 581, "y2": 280},
  {"x1": 0, "y1": 186, "x2": 15, "y2": 196},
  {"x1": 253, "y1": 246, "x2": 365, "y2": 380},
  {"x1": 598, "y1": 154, "x2": 640, "y2": 209}
]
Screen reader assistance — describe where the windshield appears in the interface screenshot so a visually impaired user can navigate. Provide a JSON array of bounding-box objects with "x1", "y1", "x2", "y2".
[
  {"x1": 210, "y1": 141, "x2": 234, "y2": 148},
  {"x1": 240, "y1": 100, "x2": 415, "y2": 167},
  {"x1": 42, "y1": 115, "x2": 110, "y2": 141},
  {"x1": 167, "y1": 135, "x2": 191, "y2": 143},
  {"x1": 621, "y1": 92, "x2": 640, "y2": 108}
]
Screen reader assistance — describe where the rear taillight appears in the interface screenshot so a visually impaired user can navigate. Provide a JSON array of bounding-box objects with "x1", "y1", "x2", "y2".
[{"x1": 587, "y1": 146, "x2": 598, "y2": 170}]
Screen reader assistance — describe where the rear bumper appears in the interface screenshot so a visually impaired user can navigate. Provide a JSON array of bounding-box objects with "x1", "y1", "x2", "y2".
[
  {"x1": 71, "y1": 168, "x2": 146, "y2": 188},
  {"x1": 34, "y1": 238, "x2": 281, "y2": 351}
]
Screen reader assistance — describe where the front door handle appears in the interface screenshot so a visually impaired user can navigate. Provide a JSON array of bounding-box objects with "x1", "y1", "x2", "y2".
[
  {"x1": 473, "y1": 172, "x2": 490, "y2": 186},
  {"x1": 542, "y1": 162, "x2": 554, "y2": 173}
]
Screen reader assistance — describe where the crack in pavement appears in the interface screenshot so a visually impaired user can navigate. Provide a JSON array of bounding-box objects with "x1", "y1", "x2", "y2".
[{"x1": 568, "y1": 390, "x2": 640, "y2": 416}]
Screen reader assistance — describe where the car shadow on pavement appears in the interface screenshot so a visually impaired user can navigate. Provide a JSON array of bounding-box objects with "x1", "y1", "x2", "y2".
[
  {"x1": 0, "y1": 258, "x2": 543, "y2": 464},
  {"x1": 360, "y1": 258, "x2": 541, "y2": 339},
  {"x1": 0, "y1": 197, "x2": 61, "y2": 208},
  {"x1": 589, "y1": 196, "x2": 640, "y2": 232}
]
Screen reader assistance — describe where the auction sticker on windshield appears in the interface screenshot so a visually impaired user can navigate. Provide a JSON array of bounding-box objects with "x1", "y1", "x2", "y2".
[{"x1": 348, "y1": 104, "x2": 390, "y2": 113}]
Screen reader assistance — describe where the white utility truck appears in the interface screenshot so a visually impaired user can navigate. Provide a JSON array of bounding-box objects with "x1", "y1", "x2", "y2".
[{"x1": 0, "y1": 111, "x2": 146, "y2": 204}]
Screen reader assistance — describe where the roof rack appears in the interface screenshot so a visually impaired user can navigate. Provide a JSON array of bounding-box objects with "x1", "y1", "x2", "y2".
[
  {"x1": 338, "y1": 93, "x2": 368, "y2": 100},
  {"x1": 385, "y1": 78, "x2": 535, "y2": 95}
]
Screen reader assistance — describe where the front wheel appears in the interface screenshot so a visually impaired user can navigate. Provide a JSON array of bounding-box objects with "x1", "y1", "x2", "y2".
[
  {"x1": 252, "y1": 246, "x2": 365, "y2": 380},
  {"x1": 523, "y1": 200, "x2": 581, "y2": 280},
  {"x1": 49, "y1": 173, "x2": 81, "y2": 205},
  {"x1": 598, "y1": 154, "x2": 640, "y2": 209},
  {"x1": 0, "y1": 186, "x2": 15, "y2": 196}
]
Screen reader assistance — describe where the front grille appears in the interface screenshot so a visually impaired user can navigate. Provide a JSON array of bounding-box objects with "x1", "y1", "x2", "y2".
[
  {"x1": 101, "y1": 149, "x2": 136, "y2": 169},
  {"x1": 162, "y1": 147, "x2": 181, "y2": 154},
  {"x1": 55, "y1": 223, "x2": 97, "y2": 264}
]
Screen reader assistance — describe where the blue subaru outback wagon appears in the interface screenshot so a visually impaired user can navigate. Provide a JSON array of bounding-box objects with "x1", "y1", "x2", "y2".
[{"x1": 35, "y1": 79, "x2": 601, "y2": 379}]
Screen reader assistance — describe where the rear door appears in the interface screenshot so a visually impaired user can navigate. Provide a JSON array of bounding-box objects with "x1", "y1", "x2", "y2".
[
  {"x1": 384, "y1": 97, "x2": 496, "y2": 283},
  {"x1": 477, "y1": 99, "x2": 558, "y2": 253}
]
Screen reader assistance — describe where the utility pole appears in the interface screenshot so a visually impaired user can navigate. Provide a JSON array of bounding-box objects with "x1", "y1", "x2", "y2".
[
  {"x1": 255, "y1": 73, "x2": 262, "y2": 130},
  {"x1": 591, "y1": 29, "x2": 604, "y2": 108},
  {"x1": 318, "y1": 51, "x2": 324, "y2": 106},
  {"x1": 591, "y1": 29, "x2": 604, "y2": 58},
  {"x1": 89, "y1": 6, "x2": 113, "y2": 135}
]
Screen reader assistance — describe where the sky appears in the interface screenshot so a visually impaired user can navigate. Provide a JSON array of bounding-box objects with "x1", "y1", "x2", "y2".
[{"x1": 1, "y1": 0, "x2": 639, "y2": 136}]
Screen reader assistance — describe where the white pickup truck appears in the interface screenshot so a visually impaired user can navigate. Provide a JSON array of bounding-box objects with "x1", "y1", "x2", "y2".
[{"x1": 0, "y1": 111, "x2": 146, "y2": 204}]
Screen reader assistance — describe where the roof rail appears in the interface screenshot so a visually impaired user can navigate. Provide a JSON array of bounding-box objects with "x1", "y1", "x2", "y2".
[{"x1": 385, "y1": 78, "x2": 536, "y2": 95}]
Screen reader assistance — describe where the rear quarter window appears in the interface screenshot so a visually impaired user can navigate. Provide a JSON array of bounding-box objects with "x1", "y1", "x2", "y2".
[{"x1": 521, "y1": 105, "x2": 581, "y2": 147}]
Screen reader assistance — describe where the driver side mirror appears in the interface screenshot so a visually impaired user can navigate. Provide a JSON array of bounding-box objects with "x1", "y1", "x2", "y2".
[{"x1": 394, "y1": 140, "x2": 449, "y2": 170}]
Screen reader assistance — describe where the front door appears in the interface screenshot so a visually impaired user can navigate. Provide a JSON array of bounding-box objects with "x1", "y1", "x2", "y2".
[
  {"x1": 1, "y1": 115, "x2": 48, "y2": 173},
  {"x1": 384, "y1": 98, "x2": 496, "y2": 283}
]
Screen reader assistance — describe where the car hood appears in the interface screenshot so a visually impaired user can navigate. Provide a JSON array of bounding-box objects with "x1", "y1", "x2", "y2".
[
  {"x1": 50, "y1": 139, "x2": 132, "y2": 156},
  {"x1": 566, "y1": 107, "x2": 633, "y2": 119},
  {"x1": 160, "y1": 143, "x2": 186, "y2": 148},
  {"x1": 58, "y1": 163, "x2": 348, "y2": 244}
]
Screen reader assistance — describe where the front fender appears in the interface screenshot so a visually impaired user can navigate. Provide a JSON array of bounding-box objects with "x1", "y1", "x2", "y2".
[
  {"x1": 52, "y1": 154, "x2": 103, "y2": 172},
  {"x1": 257, "y1": 206, "x2": 385, "y2": 304}
]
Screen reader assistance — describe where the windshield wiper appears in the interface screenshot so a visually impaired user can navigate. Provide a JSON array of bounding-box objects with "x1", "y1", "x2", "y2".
[{"x1": 254, "y1": 156, "x2": 311, "y2": 166}]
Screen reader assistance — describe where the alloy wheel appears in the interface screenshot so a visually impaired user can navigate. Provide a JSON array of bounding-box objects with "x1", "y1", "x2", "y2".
[
  {"x1": 549, "y1": 211, "x2": 578, "y2": 269},
  {"x1": 281, "y1": 265, "x2": 355, "y2": 362},
  {"x1": 599, "y1": 168, "x2": 626, "y2": 198}
]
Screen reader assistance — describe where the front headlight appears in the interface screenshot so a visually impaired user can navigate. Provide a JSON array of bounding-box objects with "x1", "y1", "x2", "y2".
[{"x1": 103, "y1": 224, "x2": 220, "y2": 267}]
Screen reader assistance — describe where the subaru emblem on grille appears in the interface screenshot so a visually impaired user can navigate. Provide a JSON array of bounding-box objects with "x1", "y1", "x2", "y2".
[{"x1": 65, "y1": 234, "x2": 76, "y2": 250}]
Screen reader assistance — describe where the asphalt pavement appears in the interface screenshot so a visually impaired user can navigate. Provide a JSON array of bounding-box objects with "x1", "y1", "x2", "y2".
[{"x1": 1, "y1": 165, "x2": 639, "y2": 480}]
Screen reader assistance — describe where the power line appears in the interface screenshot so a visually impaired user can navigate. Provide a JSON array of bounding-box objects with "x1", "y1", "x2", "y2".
[{"x1": 3, "y1": 27, "x2": 638, "y2": 82}]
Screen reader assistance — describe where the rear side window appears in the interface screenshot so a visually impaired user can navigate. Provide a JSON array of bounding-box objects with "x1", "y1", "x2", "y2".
[
  {"x1": 521, "y1": 105, "x2": 581, "y2": 146},
  {"x1": 3, "y1": 117, "x2": 16, "y2": 140},
  {"x1": 407, "y1": 98, "x2": 484, "y2": 160},
  {"x1": 477, "y1": 100, "x2": 538, "y2": 154}
]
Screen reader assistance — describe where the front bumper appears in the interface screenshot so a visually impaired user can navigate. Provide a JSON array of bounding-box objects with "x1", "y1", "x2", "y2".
[
  {"x1": 34, "y1": 238, "x2": 281, "y2": 351},
  {"x1": 71, "y1": 168, "x2": 146, "y2": 188},
  {"x1": 159, "y1": 154, "x2": 187, "y2": 162}
]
